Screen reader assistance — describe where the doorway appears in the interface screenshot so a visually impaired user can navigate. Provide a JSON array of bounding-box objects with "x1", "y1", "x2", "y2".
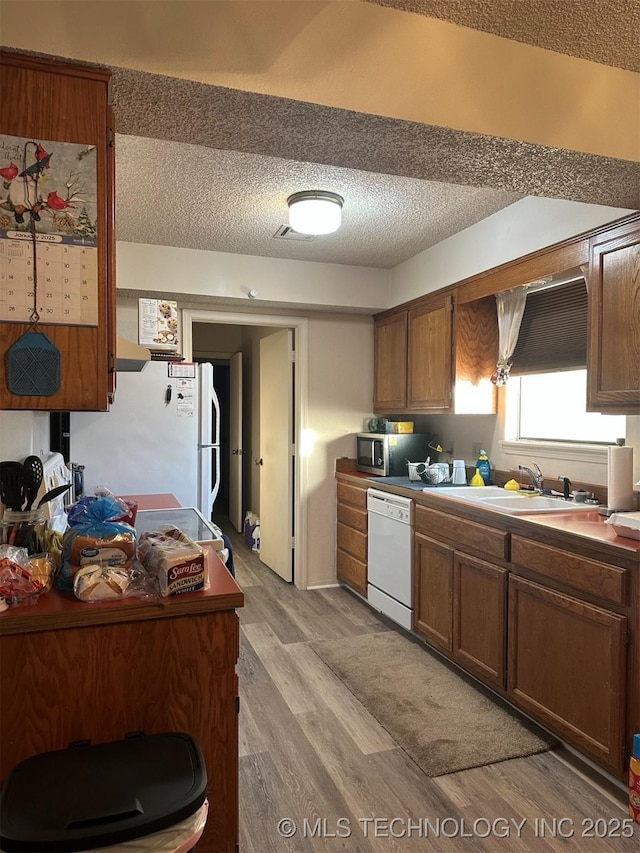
[{"x1": 183, "y1": 309, "x2": 309, "y2": 590}]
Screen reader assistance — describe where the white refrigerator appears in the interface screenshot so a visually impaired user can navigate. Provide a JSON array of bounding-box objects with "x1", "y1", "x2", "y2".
[{"x1": 70, "y1": 361, "x2": 221, "y2": 515}]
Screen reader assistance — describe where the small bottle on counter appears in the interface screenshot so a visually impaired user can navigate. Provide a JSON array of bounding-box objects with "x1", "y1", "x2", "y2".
[{"x1": 476, "y1": 450, "x2": 492, "y2": 485}]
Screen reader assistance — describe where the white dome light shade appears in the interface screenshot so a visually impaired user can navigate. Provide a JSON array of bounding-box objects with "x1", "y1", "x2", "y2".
[{"x1": 287, "y1": 191, "x2": 344, "y2": 235}]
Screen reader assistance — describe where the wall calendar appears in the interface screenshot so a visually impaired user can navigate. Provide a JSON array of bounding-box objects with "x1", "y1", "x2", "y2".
[{"x1": 0, "y1": 134, "x2": 99, "y2": 326}]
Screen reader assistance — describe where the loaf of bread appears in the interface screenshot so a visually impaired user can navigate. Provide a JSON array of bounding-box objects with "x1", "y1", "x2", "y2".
[
  {"x1": 73, "y1": 563, "x2": 131, "y2": 601},
  {"x1": 138, "y1": 526, "x2": 208, "y2": 596}
]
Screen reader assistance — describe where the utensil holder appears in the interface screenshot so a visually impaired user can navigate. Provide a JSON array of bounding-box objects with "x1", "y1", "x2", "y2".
[{"x1": 1, "y1": 510, "x2": 48, "y2": 556}]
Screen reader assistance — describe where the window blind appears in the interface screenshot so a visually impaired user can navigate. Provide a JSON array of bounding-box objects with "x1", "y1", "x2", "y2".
[{"x1": 510, "y1": 279, "x2": 588, "y2": 375}]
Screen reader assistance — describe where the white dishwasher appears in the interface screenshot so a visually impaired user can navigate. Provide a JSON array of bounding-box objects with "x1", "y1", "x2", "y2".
[{"x1": 367, "y1": 488, "x2": 414, "y2": 631}]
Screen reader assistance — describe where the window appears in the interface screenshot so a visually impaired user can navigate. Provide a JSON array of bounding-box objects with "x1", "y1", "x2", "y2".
[{"x1": 506, "y1": 370, "x2": 626, "y2": 444}]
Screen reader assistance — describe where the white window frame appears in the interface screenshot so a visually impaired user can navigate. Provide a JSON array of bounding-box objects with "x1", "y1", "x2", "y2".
[{"x1": 502, "y1": 372, "x2": 623, "y2": 466}]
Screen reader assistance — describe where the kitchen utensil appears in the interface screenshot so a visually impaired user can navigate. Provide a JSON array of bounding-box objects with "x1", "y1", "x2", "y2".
[
  {"x1": 37, "y1": 483, "x2": 72, "y2": 508},
  {"x1": 21, "y1": 455, "x2": 43, "y2": 510},
  {"x1": 0, "y1": 461, "x2": 25, "y2": 511}
]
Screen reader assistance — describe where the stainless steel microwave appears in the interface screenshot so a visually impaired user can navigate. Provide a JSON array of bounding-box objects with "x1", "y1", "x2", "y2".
[{"x1": 356, "y1": 433, "x2": 434, "y2": 476}]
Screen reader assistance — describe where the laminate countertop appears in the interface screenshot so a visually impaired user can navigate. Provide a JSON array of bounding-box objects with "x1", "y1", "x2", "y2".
[{"x1": 337, "y1": 471, "x2": 640, "y2": 567}]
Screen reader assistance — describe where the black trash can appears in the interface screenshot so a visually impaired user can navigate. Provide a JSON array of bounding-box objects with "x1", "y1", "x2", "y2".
[{"x1": 0, "y1": 732, "x2": 207, "y2": 852}]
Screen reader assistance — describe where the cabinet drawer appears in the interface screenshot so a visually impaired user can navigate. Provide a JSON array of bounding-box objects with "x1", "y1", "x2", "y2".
[
  {"x1": 337, "y1": 548, "x2": 367, "y2": 596},
  {"x1": 337, "y1": 481, "x2": 368, "y2": 509},
  {"x1": 337, "y1": 522, "x2": 367, "y2": 562},
  {"x1": 337, "y1": 503, "x2": 367, "y2": 533},
  {"x1": 415, "y1": 505, "x2": 508, "y2": 561},
  {"x1": 511, "y1": 536, "x2": 628, "y2": 606}
]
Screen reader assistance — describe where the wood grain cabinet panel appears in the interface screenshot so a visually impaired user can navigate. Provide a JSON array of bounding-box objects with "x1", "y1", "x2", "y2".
[
  {"x1": 337, "y1": 502, "x2": 367, "y2": 533},
  {"x1": 413, "y1": 532, "x2": 453, "y2": 650},
  {"x1": 407, "y1": 295, "x2": 452, "y2": 410},
  {"x1": 336, "y1": 548, "x2": 367, "y2": 597},
  {"x1": 453, "y1": 553, "x2": 507, "y2": 689},
  {"x1": 337, "y1": 521, "x2": 367, "y2": 563},
  {"x1": 511, "y1": 535, "x2": 628, "y2": 607},
  {"x1": 415, "y1": 505, "x2": 508, "y2": 562},
  {"x1": 508, "y1": 576, "x2": 627, "y2": 776},
  {"x1": 336, "y1": 479, "x2": 368, "y2": 596},
  {"x1": 373, "y1": 311, "x2": 407, "y2": 411},
  {"x1": 0, "y1": 609, "x2": 240, "y2": 852},
  {"x1": 453, "y1": 296, "x2": 498, "y2": 414},
  {"x1": 587, "y1": 220, "x2": 640, "y2": 413},
  {"x1": 0, "y1": 51, "x2": 115, "y2": 411},
  {"x1": 336, "y1": 481, "x2": 368, "y2": 509}
]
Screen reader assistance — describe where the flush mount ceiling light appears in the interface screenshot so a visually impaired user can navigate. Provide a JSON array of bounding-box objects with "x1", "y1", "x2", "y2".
[{"x1": 287, "y1": 190, "x2": 344, "y2": 235}]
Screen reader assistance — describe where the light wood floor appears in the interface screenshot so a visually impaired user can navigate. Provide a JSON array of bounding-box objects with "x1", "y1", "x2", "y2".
[{"x1": 223, "y1": 525, "x2": 637, "y2": 852}]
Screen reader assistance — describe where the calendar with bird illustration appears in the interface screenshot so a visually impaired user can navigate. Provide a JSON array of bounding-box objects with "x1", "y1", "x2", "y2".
[{"x1": 0, "y1": 134, "x2": 99, "y2": 325}]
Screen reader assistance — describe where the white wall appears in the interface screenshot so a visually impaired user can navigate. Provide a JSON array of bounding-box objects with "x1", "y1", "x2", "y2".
[
  {"x1": 389, "y1": 198, "x2": 635, "y2": 306},
  {"x1": 116, "y1": 242, "x2": 389, "y2": 312},
  {"x1": 0, "y1": 411, "x2": 50, "y2": 461},
  {"x1": 306, "y1": 312, "x2": 373, "y2": 587}
]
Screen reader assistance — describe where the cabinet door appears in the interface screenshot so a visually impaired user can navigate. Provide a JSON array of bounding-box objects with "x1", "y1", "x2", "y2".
[
  {"x1": 413, "y1": 532, "x2": 453, "y2": 650},
  {"x1": 407, "y1": 294, "x2": 452, "y2": 410},
  {"x1": 0, "y1": 52, "x2": 114, "y2": 411},
  {"x1": 508, "y1": 576, "x2": 627, "y2": 775},
  {"x1": 453, "y1": 553, "x2": 506, "y2": 689},
  {"x1": 373, "y1": 311, "x2": 407, "y2": 412},
  {"x1": 587, "y1": 222, "x2": 640, "y2": 413}
]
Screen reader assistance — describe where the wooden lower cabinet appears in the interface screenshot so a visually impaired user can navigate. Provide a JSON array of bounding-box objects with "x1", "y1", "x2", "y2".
[
  {"x1": 336, "y1": 479, "x2": 368, "y2": 596},
  {"x1": 508, "y1": 575, "x2": 627, "y2": 776},
  {"x1": 413, "y1": 532, "x2": 453, "y2": 650},
  {"x1": 453, "y1": 553, "x2": 507, "y2": 689},
  {"x1": 0, "y1": 608, "x2": 241, "y2": 852}
]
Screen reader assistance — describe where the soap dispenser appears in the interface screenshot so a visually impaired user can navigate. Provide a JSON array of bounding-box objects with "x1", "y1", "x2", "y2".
[{"x1": 476, "y1": 449, "x2": 491, "y2": 485}]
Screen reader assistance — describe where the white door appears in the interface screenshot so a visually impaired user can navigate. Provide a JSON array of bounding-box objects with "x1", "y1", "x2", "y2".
[
  {"x1": 198, "y1": 362, "x2": 221, "y2": 519},
  {"x1": 259, "y1": 329, "x2": 293, "y2": 582},
  {"x1": 229, "y1": 352, "x2": 243, "y2": 532}
]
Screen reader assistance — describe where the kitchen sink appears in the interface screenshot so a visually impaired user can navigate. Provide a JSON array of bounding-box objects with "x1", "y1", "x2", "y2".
[
  {"x1": 475, "y1": 494, "x2": 595, "y2": 514},
  {"x1": 431, "y1": 486, "x2": 595, "y2": 514}
]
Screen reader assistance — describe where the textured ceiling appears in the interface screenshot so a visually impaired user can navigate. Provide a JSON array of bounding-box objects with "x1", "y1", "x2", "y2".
[
  {"x1": 367, "y1": 0, "x2": 640, "y2": 72},
  {"x1": 5, "y1": 0, "x2": 637, "y2": 269},
  {"x1": 115, "y1": 136, "x2": 521, "y2": 268}
]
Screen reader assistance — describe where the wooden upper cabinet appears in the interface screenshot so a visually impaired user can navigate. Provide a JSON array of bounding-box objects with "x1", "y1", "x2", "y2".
[
  {"x1": 587, "y1": 220, "x2": 640, "y2": 413},
  {"x1": 453, "y1": 296, "x2": 498, "y2": 414},
  {"x1": 373, "y1": 292, "x2": 497, "y2": 415},
  {"x1": 373, "y1": 310, "x2": 407, "y2": 411},
  {"x1": 0, "y1": 51, "x2": 115, "y2": 411},
  {"x1": 407, "y1": 294, "x2": 452, "y2": 410}
]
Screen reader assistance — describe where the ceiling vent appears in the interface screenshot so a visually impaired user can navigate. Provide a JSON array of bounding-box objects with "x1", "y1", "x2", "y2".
[{"x1": 273, "y1": 225, "x2": 317, "y2": 242}]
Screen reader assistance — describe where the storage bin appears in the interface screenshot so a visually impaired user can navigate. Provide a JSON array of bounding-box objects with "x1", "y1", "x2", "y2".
[{"x1": 0, "y1": 732, "x2": 207, "y2": 852}]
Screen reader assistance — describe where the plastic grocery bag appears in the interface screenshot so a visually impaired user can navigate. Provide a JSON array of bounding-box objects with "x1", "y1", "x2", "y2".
[{"x1": 59, "y1": 494, "x2": 138, "y2": 592}]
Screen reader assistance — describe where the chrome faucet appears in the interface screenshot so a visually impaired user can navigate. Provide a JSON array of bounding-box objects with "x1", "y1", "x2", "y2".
[{"x1": 518, "y1": 462, "x2": 544, "y2": 492}]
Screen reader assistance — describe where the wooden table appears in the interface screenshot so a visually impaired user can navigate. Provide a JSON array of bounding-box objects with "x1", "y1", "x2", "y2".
[{"x1": 0, "y1": 494, "x2": 244, "y2": 853}]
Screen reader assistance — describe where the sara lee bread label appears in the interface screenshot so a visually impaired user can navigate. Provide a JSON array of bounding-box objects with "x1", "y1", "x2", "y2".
[{"x1": 138, "y1": 526, "x2": 208, "y2": 596}]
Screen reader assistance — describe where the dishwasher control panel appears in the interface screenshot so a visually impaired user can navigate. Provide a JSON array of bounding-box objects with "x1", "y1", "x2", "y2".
[{"x1": 367, "y1": 488, "x2": 413, "y2": 525}]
